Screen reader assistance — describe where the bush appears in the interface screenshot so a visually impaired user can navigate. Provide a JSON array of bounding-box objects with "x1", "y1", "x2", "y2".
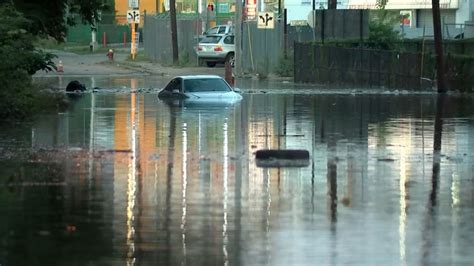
[
  {"x1": 366, "y1": 10, "x2": 404, "y2": 50},
  {"x1": 0, "y1": 4, "x2": 60, "y2": 120},
  {"x1": 179, "y1": 50, "x2": 191, "y2": 66},
  {"x1": 274, "y1": 52, "x2": 294, "y2": 77}
]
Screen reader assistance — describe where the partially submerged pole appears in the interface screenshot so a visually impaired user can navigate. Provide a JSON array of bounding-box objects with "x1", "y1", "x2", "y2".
[{"x1": 432, "y1": 0, "x2": 447, "y2": 93}]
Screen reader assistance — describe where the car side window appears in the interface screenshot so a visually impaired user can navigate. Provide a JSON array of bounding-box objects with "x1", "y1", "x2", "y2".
[
  {"x1": 206, "y1": 27, "x2": 218, "y2": 35},
  {"x1": 223, "y1": 36, "x2": 234, "y2": 45},
  {"x1": 218, "y1": 26, "x2": 226, "y2": 34},
  {"x1": 164, "y1": 78, "x2": 182, "y2": 92}
]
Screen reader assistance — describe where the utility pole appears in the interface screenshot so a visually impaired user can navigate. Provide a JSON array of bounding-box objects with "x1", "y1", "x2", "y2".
[
  {"x1": 312, "y1": 0, "x2": 315, "y2": 40},
  {"x1": 432, "y1": 0, "x2": 446, "y2": 93},
  {"x1": 328, "y1": 0, "x2": 337, "y2": 9},
  {"x1": 170, "y1": 0, "x2": 179, "y2": 64},
  {"x1": 235, "y1": 0, "x2": 243, "y2": 76}
]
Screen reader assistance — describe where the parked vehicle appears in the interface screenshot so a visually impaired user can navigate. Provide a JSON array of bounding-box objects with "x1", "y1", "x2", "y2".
[
  {"x1": 203, "y1": 25, "x2": 234, "y2": 36},
  {"x1": 157, "y1": 75, "x2": 242, "y2": 105},
  {"x1": 196, "y1": 34, "x2": 235, "y2": 67}
]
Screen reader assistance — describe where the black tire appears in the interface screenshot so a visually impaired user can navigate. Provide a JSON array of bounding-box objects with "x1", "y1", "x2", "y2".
[
  {"x1": 226, "y1": 53, "x2": 235, "y2": 68},
  {"x1": 206, "y1": 61, "x2": 217, "y2": 67}
]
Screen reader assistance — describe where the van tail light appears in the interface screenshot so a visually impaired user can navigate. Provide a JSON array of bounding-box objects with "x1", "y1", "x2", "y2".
[
  {"x1": 214, "y1": 45, "x2": 223, "y2": 52},
  {"x1": 197, "y1": 46, "x2": 203, "y2": 51}
]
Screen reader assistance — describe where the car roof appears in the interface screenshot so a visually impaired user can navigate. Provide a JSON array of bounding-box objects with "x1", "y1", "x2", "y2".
[{"x1": 175, "y1": 75, "x2": 223, "y2": 80}]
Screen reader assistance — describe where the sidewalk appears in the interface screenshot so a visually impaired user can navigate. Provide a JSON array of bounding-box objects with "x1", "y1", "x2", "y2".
[{"x1": 34, "y1": 50, "x2": 225, "y2": 78}]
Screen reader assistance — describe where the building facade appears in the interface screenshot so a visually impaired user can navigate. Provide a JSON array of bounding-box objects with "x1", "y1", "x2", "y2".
[{"x1": 284, "y1": 0, "x2": 471, "y2": 39}]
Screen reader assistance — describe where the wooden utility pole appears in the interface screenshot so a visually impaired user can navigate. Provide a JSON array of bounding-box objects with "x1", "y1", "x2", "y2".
[
  {"x1": 235, "y1": 0, "x2": 243, "y2": 76},
  {"x1": 432, "y1": 0, "x2": 446, "y2": 93},
  {"x1": 170, "y1": 0, "x2": 179, "y2": 64}
]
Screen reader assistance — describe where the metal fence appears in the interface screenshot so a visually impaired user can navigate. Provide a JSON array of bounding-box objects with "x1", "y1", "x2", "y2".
[
  {"x1": 143, "y1": 15, "x2": 203, "y2": 64},
  {"x1": 67, "y1": 24, "x2": 131, "y2": 45},
  {"x1": 294, "y1": 44, "x2": 424, "y2": 90},
  {"x1": 240, "y1": 20, "x2": 284, "y2": 75}
]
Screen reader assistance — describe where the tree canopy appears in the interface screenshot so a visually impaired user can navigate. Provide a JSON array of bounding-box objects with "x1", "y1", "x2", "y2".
[
  {"x1": 0, "y1": 0, "x2": 110, "y2": 41},
  {"x1": 0, "y1": 1, "x2": 110, "y2": 119}
]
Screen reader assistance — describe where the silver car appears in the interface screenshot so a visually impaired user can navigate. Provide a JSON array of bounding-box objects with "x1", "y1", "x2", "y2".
[
  {"x1": 157, "y1": 75, "x2": 242, "y2": 105},
  {"x1": 203, "y1": 25, "x2": 234, "y2": 35},
  {"x1": 196, "y1": 34, "x2": 235, "y2": 68}
]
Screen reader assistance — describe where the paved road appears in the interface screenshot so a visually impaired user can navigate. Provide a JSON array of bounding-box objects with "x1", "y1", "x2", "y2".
[{"x1": 34, "y1": 50, "x2": 226, "y2": 77}]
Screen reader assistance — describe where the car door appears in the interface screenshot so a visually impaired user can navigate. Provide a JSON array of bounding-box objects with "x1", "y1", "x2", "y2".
[{"x1": 222, "y1": 35, "x2": 235, "y2": 55}]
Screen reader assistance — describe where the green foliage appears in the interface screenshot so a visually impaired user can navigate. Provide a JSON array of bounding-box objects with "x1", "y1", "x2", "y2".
[
  {"x1": 367, "y1": 10, "x2": 403, "y2": 50},
  {"x1": 5, "y1": 0, "x2": 110, "y2": 42},
  {"x1": 0, "y1": 4, "x2": 67, "y2": 120},
  {"x1": 274, "y1": 52, "x2": 294, "y2": 77},
  {"x1": 376, "y1": 0, "x2": 388, "y2": 9},
  {"x1": 179, "y1": 50, "x2": 191, "y2": 66},
  {"x1": 0, "y1": 5, "x2": 56, "y2": 74}
]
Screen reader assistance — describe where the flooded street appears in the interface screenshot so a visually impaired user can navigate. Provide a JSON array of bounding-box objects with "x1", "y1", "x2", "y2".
[{"x1": 1, "y1": 76, "x2": 474, "y2": 265}]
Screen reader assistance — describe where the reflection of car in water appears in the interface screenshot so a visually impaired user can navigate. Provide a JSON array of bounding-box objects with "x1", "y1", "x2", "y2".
[{"x1": 157, "y1": 75, "x2": 242, "y2": 105}]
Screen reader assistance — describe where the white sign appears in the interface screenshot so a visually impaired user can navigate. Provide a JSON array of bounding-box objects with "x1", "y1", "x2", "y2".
[
  {"x1": 129, "y1": 0, "x2": 139, "y2": 8},
  {"x1": 257, "y1": 12, "x2": 274, "y2": 29},
  {"x1": 127, "y1": 10, "x2": 140, "y2": 23}
]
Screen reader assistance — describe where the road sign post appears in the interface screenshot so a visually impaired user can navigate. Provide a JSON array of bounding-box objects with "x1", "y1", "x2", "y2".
[
  {"x1": 127, "y1": 10, "x2": 140, "y2": 60},
  {"x1": 131, "y1": 21, "x2": 136, "y2": 60}
]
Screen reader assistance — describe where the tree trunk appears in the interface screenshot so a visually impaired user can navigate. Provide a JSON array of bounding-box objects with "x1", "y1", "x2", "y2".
[
  {"x1": 170, "y1": 0, "x2": 179, "y2": 64},
  {"x1": 432, "y1": 0, "x2": 446, "y2": 93}
]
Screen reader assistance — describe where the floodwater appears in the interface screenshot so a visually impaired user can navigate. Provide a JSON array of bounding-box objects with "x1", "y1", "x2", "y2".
[{"x1": 1, "y1": 76, "x2": 474, "y2": 265}]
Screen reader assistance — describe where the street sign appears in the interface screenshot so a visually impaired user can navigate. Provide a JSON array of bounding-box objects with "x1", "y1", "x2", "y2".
[
  {"x1": 257, "y1": 12, "x2": 274, "y2": 29},
  {"x1": 127, "y1": 10, "x2": 140, "y2": 24},
  {"x1": 129, "y1": 0, "x2": 139, "y2": 8}
]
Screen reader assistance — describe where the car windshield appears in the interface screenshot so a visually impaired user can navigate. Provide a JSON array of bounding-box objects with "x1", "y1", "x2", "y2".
[
  {"x1": 184, "y1": 78, "x2": 231, "y2": 92},
  {"x1": 200, "y1": 36, "x2": 222, "y2": 44}
]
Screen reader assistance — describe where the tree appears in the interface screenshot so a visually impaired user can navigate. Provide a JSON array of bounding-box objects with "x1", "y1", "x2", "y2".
[
  {"x1": 367, "y1": 10, "x2": 403, "y2": 50},
  {"x1": 0, "y1": 1, "x2": 108, "y2": 119},
  {"x1": 0, "y1": 0, "x2": 109, "y2": 41},
  {"x1": 169, "y1": 0, "x2": 179, "y2": 64},
  {"x1": 328, "y1": 0, "x2": 337, "y2": 9}
]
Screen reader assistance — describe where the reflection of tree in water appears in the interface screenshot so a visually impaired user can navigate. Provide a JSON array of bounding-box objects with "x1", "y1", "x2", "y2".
[
  {"x1": 164, "y1": 106, "x2": 177, "y2": 265},
  {"x1": 421, "y1": 94, "x2": 445, "y2": 264},
  {"x1": 0, "y1": 156, "x2": 114, "y2": 265}
]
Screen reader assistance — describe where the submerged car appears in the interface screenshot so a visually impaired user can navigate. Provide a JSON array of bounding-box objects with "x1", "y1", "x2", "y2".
[
  {"x1": 157, "y1": 75, "x2": 242, "y2": 105},
  {"x1": 196, "y1": 34, "x2": 235, "y2": 67}
]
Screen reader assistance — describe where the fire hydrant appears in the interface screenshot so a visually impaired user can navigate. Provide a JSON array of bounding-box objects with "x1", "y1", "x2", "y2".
[{"x1": 106, "y1": 49, "x2": 114, "y2": 61}]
